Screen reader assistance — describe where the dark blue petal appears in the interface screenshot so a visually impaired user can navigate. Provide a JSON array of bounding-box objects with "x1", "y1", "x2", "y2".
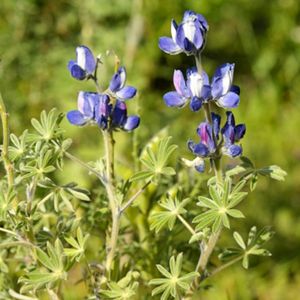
[
  {"x1": 190, "y1": 96, "x2": 202, "y2": 112},
  {"x1": 116, "y1": 86, "x2": 137, "y2": 100},
  {"x1": 193, "y1": 142, "x2": 210, "y2": 157},
  {"x1": 123, "y1": 115, "x2": 140, "y2": 131},
  {"x1": 230, "y1": 85, "x2": 240, "y2": 95},
  {"x1": 97, "y1": 116, "x2": 108, "y2": 130},
  {"x1": 112, "y1": 100, "x2": 127, "y2": 127},
  {"x1": 211, "y1": 112, "x2": 221, "y2": 138},
  {"x1": 223, "y1": 125, "x2": 235, "y2": 145},
  {"x1": 235, "y1": 124, "x2": 246, "y2": 141},
  {"x1": 163, "y1": 91, "x2": 187, "y2": 107},
  {"x1": 70, "y1": 64, "x2": 86, "y2": 80},
  {"x1": 201, "y1": 85, "x2": 211, "y2": 101},
  {"x1": 67, "y1": 110, "x2": 87, "y2": 126},
  {"x1": 217, "y1": 91, "x2": 240, "y2": 108},
  {"x1": 76, "y1": 46, "x2": 96, "y2": 74},
  {"x1": 224, "y1": 144, "x2": 242, "y2": 157},
  {"x1": 158, "y1": 37, "x2": 182, "y2": 55}
]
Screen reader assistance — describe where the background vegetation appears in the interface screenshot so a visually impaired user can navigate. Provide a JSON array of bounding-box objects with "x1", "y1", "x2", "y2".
[{"x1": 0, "y1": 0, "x2": 299, "y2": 299}]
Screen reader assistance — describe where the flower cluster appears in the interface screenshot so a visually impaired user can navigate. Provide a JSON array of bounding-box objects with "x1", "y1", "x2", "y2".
[
  {"x1": 159, "y1": 10, "x2": 245, "y2": 172},
  {"x1": 67, "y1": 46, "x2": 140, "y2": 132}
]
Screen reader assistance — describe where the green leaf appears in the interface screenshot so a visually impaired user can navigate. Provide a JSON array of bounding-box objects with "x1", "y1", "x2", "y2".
[
  {"x1": 130, "y1": 171, "x2": 154, "y2": 182},
  {"x1": 233, "y1": 232, "x2": 246, "y2": 250},
  {"x1": 150, "y1": 253, "x2": 198, "y2": 300},
  {"x1": 227, "y1": 209, "x2": 245, "y2": 219}
]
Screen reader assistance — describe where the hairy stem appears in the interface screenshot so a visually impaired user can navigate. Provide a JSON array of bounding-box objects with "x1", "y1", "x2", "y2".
[{"x1": 0, "y1": 92, "x2": 14, "y2": 188}]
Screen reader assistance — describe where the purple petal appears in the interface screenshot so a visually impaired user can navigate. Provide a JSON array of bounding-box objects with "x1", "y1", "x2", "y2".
[
  {"x1": 197, "y1": 14, "x2": 209, "y2": 32},
  {"x1": 112, "y1": 100, "x2": 127, "y2": 127},
  {"x1": 190, "y1": 141, "x2": 209, "y2": 157},
  {"x1": 70, "y1": 64, "x2": 86, "y2": 80},
  {"x1": 190, "y1": 96, "x2": 202, "y2": 112},
  {"x1": 235, "y1": 124, "x2": 246, "y2": 141},
  {"x1": 158, "y1": 37, "x2": 182, "y2": 55},
  {"x1": 123, "y1": 115, "x2": 140, "y2": 131},
  {"x1": 217, "y1": 91, "x2": 240, "y2": 108},
  {"x1": 67, "y1": 110, "x2": 87, "y2": 126},
  {"x1": 195, "y1": 161, "x2": 205, "y2": 173},
  {"x1": 223, "y1": 125, "x2": 235, "y2": 145},
  {"x1": 171, "y1": 20, "x2": 178, "y2": 41},
  {"x1": 109, "y1": 67, "x2": 127, "y2": 92},
  {"x1": 163, "y1": 91, "x2": 187, "y2": 107},
  {"x1": 201, "y1": 85, "x2": 212, "y2": 101},
  {"x1": 197, "y1": 122, "x2": 215, "y2": 152},
  {"x1": 224, "y1": 144, "x2": 242, "y2": 157},
  {"x1": 211, "y1": 63, "x2": 235, "y2": 98},
  {"x1": 95, "y1": 94, "x2": 110, "y2": 120},
  {"x1": 116, "y1": 86, "x2": 137, "y2": 100},
  {"x1": 173, "y1": 70, "x2": 189, "y2": 97},
  {"x1": 68, "y1": 60, "x2": 76, "y2": 72},
  {"x1": 78, "y1": 92, "x2": 99, "y2": 118},
  {"x1": 76, "y1": 46, "x2": 96, "y2": 74}
]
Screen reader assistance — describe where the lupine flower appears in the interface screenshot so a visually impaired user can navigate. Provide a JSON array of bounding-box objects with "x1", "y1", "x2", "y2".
[
  {"x1": 187, "y1": 112, "x2": 220, "y2": 158},
  {"x1": 159, "y1": 10, "x2": 208, "y2": 56},
  {"x1": 163, "y1": 68, "x2": 209, "y2": 111},
  {"x1": 68, "y1": 46, "x2": 96, "y2": 80},
  {"x1": 221, "y1": 111, "x2": 246, "y2": 157},
  {"x1": 111, "y1": 100, "x2": 140, "y2": 131},
  {"x1": 109, "y1": 67, "x2": 137, "y2": 100},
  {"x1": 67, "y1": 92, "x2": 140, "y2": 132},
  {"x1": 210, "y1": 63, "x2": 240, "y2": 108},
  {"x1": 67, "y1": 91, "x2": 106, "y2": 126}
]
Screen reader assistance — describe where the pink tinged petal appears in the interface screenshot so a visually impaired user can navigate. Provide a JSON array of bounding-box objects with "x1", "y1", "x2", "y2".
[
  {"x1": 116, "y1": 86, "x2": 137, "y2": 100},
  {"x1": 163, "y1": 91, "x2": 187, "y2": 107},
  {"x1": 67, "y1": 110, "x2": 87, "y2": 126},
  {"x1": 123, "y1": 115, "x2": 140, "y2": 131},
  {"x1": 217, "y1": 91, "x2": 240, "y2": 108},
  {"x1": 158, "y1": 37, "x2": 182, "y2": 55},
  {"x1": 173, "y1": 70, "x2": 189, "y2": 97}
]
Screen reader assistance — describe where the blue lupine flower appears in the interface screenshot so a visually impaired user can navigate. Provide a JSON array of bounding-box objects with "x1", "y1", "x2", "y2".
[
  {"x1": 159, "y1": 10, "x2": 208, "y2": 56},
  {"x1": 210, "y1": 63, "x2": 240, "y2": 108},
  {"x1": 67, "y1": 91, "x2": 104, "y2": 126},
  {"x1": 67, "y1": 92, "x2": 140, "y2": 132},
  {"x1": 163, "y1": 68, "x2": 209, "y2": 111},
  {"x1": 111, "y1": 100, "x2": 140, "y2": 131},
  {"x1": 188, "y1": 113, "x2": 221, "y2": 158},
  {"x1": 68, "y1": 46, "x2": 96, "y2": 80},
  {"x1": 109, "y1": 67, "x2": 137, "y2": 101},
  {"x1": 221, "y1": 111, "x2": 246, "y2": 157}
]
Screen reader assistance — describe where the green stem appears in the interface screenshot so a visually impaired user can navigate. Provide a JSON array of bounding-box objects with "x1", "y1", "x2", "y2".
[
  {"x1": 102, "y1": 130, "x2": 119, "y2": 278},
  {"x1": 120, "y1": 181, "x2": 151, "y2": 214},
  {"x1": 177, "y1": 214, "x2": 196, "y2": 236},
  {"x1": 184, "y1": 55, "x2": 225, "y2": 299},
  {"x1": 210, "y1": 255, "x2": 244, "y2": 277},
  {"x1": 0, "y1": 92, "x2": 14, "y2": 188}
]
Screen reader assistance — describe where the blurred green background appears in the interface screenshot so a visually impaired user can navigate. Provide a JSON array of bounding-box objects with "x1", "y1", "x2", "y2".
[{"x1": 0, "y1": 0, "x2": 300, "y2": 299}]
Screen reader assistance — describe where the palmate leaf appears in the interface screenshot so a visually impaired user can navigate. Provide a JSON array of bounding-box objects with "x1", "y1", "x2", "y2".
[
  {"x1": 64, "y1": 227, "x2": 89, "y2": 262},
  {"x1": 100, "y1": 271, "x2": 139, "y2": 300},
  {"x1": 150, "y1": 253, "x2": 198, "y2": 300},
  {"x1": 149, "y1": 195, "x2": 190, "y2": 233},
  {"x1": 19, "y1": 240, "x2": 67, "y2": 293},
  {"x1": 193, "y1": 178, "x2": 247, "y2": 232},
  {"x1": 130, "y1": 136, "x2": 177, "y2": 182},
  {"x1": 219, "y1": 227, "x2": 274, "y2": 269}
]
